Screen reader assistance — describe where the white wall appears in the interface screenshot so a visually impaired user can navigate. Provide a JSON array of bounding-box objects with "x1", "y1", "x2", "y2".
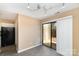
[{"x1": 56, "y1": 16, "x2": 73, "y2": 56}]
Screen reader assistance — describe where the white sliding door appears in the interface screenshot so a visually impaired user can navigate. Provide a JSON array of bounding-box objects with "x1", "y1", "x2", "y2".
[{"x1": 56, "y1": 16, "x2": 73, "y2": 56}]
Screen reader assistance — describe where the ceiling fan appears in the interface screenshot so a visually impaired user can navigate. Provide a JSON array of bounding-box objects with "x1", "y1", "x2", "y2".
[
  {"x1": 26, "y1": 3, "x2": 65, "y2": 14},
  {"x1": 27, "y1": 3, "x2": 41, "y2": 11}
]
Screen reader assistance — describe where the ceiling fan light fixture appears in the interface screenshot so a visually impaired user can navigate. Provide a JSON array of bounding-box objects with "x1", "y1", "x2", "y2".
[{"x1": 27, "y1": 3, "x2": 41, "y2": 11}]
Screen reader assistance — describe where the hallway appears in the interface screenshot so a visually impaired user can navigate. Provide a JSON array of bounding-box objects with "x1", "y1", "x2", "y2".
[{"x1": 0, "y1": 45, "x2": 61, "y2": 56}]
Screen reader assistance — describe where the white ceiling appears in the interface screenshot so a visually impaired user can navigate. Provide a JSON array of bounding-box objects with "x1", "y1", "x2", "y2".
[{"x1": 0, "y1": 3, "x2": 79, "y2": 20}]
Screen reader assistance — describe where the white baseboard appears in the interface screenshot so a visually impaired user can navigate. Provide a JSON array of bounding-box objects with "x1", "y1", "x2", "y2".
[{"x1": 17, "y1": 44, "x2": 41, "y2": 53}]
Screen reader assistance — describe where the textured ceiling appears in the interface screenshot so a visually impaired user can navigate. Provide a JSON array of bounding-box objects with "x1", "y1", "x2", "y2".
[{"x1": 0, "y1": 3, "x2": 79, "y2": 20}]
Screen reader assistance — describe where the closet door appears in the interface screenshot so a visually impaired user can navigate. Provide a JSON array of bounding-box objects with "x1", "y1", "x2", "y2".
[{"x1": 56, "y1": 17, "x2": 73, "y2": 56}]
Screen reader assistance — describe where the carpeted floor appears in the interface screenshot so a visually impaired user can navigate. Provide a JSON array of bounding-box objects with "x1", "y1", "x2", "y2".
[{"x1": 0, "y1": 45, "x2": 62, "y2": 56}]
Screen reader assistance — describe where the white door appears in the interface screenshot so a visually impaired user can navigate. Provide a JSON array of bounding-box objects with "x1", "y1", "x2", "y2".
[{"x1": 56, "y1": 16, "x2": 73, "y2": 56}]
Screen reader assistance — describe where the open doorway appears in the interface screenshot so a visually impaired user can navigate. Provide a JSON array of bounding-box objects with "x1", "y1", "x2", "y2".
[
  {"x1": 42, "y1": 22, "x2": 56, "y2": 50},
  {"x1": 0, "y1": 23, "x2": 16, "y2": 54}
]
